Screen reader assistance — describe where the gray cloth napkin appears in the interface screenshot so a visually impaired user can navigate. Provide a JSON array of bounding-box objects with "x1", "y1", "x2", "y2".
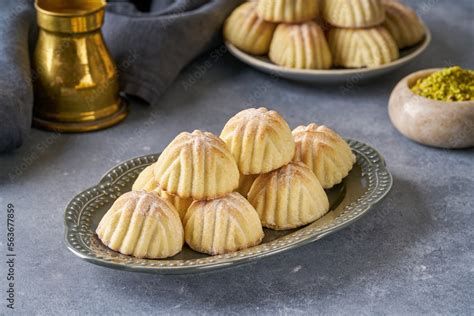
[
  {"x1": 0, "y1": 0, "x2": 35, "y2": 153},
  {"x1": 0, "y1": 0, "x2": 241, "y2": 153}
]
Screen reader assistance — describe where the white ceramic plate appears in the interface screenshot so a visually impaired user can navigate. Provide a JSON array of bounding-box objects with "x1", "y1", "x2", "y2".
[{"x1": 226, "y1": 24, "x2": 431, "y2": 83}]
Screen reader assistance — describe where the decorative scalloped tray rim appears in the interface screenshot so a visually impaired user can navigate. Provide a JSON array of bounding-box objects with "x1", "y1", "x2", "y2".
[{"x1": 64, "y1": 139, "x2": 393, "y2": 274}]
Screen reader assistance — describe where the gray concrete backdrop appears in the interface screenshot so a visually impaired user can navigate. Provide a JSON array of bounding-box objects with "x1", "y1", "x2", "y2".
[{"x1": 0, "y1": 0, "x2": 473, "y2": 314}]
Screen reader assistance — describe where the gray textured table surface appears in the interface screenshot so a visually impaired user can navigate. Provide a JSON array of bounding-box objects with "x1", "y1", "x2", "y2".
[{"x1": 1, "y1": 1, "x2": 473, "y2": 315}]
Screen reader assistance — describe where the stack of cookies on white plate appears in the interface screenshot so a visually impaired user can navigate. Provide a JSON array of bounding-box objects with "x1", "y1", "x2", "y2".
[
  {"x1": 223, "y1": 0, "x2": 426, "y2": 69},
  {"x1": 96, "y1": 108, "x2": 355, "y2": 259}
]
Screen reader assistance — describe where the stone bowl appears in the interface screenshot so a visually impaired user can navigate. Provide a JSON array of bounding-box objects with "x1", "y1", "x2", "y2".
[{"x1": 388, "y1": 68, "x2": 474, "y2": 149}]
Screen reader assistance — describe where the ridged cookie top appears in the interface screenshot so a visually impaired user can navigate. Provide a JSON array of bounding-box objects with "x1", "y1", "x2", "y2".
[
  {"x1": 293, "y1": 124, "x2": 355, "y2": 189},
  {"x1": 256, "y1": 0, "x2": 320, "y2": 23},
  {"x1": 269, "y1": 22, "x2": 332, "y2": 69},
  {"x1": 183, "y1": 192, "x2": 264, "y2": 255},
  {"x1": 248, "y1": 162, "x2": 329, "y2": 230},
  {"x1": 96, "y1": 191, "x2": 184, "y2": 259},
  {"x1": 220, "y1": 107, "x2": 295, "y2": 175},
  {"x1": 322, "y1": 0, "x2": 385, "y2": 28},
  {"x1": 223, "y1": 2, "x2": 277, "y2": 55},
  {"x1": 132, "y1": 164, "x2": 159, "y2": 192},
  {"x1": 132, "y1": 165, "x2": 193, "y2": 220},
  {"x1": 154, "y1": 130, "x2": 239, "y2": 200},
  {"x1": 328, "y1": 26, "x2": 399, "y2": 68},
  {"x1": 383, "y1": 0, "x2": 425, "y2": 48}
]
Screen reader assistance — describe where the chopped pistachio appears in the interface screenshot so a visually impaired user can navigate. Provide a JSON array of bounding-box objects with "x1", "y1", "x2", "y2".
[{"x1": 411, "y1": 66, "x2": 474, "y2": 102}]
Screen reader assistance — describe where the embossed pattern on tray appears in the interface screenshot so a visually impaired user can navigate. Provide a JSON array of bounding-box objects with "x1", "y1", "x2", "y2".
[{"x1": 64, "y1": 139, "x2": 392, "y2": 274}]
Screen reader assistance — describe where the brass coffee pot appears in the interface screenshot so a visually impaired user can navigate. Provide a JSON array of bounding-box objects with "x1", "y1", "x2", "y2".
[{"x1": 33, "y1": 0, "x2": 127, "y2": 132}]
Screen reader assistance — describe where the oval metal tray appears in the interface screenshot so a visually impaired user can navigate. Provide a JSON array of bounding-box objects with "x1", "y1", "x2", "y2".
[{"x1": 64, "y1": 139, "x2": 392, "y2": 274}]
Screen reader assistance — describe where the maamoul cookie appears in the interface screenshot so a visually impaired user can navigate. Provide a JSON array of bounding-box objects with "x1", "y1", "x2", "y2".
[
  {"x1": 292, "y1": 124, "x2": 356, "y2": 189},
  {"x1": 183, "y1": 192, "x2": 264, "y2": 255},
  {"x1": 220, "y1": 107, "x2": 295, "y2": 175},
  {"x1": 132, "y1": 164, "x2": 159, "y2": 192},
  {"x1": 269, "y1": 22, "x2": 332, "y2": 69},
  {"x1": 132, "y1": 165, "x2": 193, "y2": 220},
  {"x1": 237, "y1": 173, "x2": 258, "y2": 197},
  {"x1": 96, "y1": 191, "x2": 184, "y2": 259},
  {"x1": 383, "y1": 0, "x2": 425, "y2": 49},
  {"x1": 328, "y1": 27, "x2": 399, "y2": 68},
  {"x1": 248, "y1": 162, "x2": 329, "y2": 230},
  {"x1": 154, "y1": 130, "x2": 239, "y2": 200},
  {"x1": 223, "y1": 2, "x2": 277, "y2": 55},
  {"x1": 256, "y1": 0, "x2": 319, "y2": 23},
  {"x1": 322, "y1": 0, "x2": 385, "y2": 28}
]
